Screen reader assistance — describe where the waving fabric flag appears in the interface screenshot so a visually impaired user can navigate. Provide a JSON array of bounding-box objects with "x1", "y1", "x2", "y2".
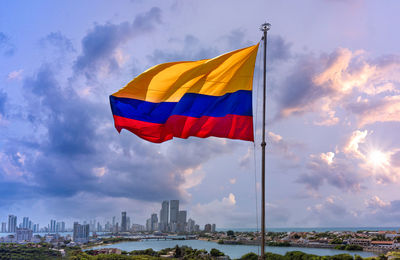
[{"x1": 110, "y1": 44, "x2": 259, "y2": 143}]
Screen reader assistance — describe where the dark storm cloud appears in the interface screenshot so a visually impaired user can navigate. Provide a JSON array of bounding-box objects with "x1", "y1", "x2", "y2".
[
  {"x1": 40, "y1": 32, "x2": 75, "y2": 52},
  {"x1": 2, "y1": 60, "x2": 235, "y2": 208},
  {"x1": 0, "y1": 32, "x2": 15, "y2": 56},
  {"x1": 74, "y1": 7, "x2": 161, "y2": 80},
  {"x1": 275, "y1": 54, "x2": 332, "y2": 119}
]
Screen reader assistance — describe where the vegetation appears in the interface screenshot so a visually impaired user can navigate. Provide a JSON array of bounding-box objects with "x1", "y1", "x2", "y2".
[
  {"x1": 266, "y1": 241, "x2": 291, "y2": 247},
  {"x1": 0, "y1": 243, "x2": 388, "y2": 260},
  {"x1": 334, "y1": 244, "x2": 363, "y2": 251},
  {"x1": 0, "y1": 243, "x2": 61, "y2": 259}
]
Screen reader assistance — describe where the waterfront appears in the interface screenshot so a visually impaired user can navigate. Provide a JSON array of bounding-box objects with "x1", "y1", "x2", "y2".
[{"x1": 88, "y1": 239, "x2": 377, "y2": 259}]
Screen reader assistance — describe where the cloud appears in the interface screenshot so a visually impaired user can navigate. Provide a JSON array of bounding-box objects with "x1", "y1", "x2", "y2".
[
  {"x1": 298, "y1": 151, "x2": 362, "y2": 192},
  {"x1": 275, "y1": 47, "x2": 400, "y2": 126},
  {"x1": 0, "y1": 90, "x2": 7, "y2": 117},
  {"x1": 0, "y1": 46, "x2": 239, "y2": 218},
  {"x1": 147, "y1": 35, "x2": 218, "y2": 64},
  {"x1": 191, "y1": 193, "x2": 254, "y2": 227},
  {"x1": 74, "y1": 7, "x2": 161, "y2": 80},
  {"x1": 40, "y1": 32, "x2": 75, "y2": 52},
  {"x1": 346, "y1": 95, "x2": 400, "y2": 127},
  {"x1": 267, "y1": 131, "x2": 301, "y2": 161},
  {"x1": 305, "y1": 196, "x2": 349, "y2": 226},
  {"x1": 0, "y1": 32, "x2": 15, "y2": 56},
  {"x1": 343, "y1": 129, "x2": 368, "y2": 159},
  {"x1": 7, "y1": 69, "x2": 23, "y2": 81},
  {"x1": 365, "y1": 196, "x2": 390, "y2": 212}
]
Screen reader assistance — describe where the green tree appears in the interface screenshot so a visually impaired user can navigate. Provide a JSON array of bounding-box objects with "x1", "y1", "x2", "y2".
[
  {"x1": 239, "y1": 252, "x2": 258, "y2": 260},
  {"x1": 210, "y1": 248, "x2": 224, "y2": 257},
  {"x1": 227, "y1": 230, "x2": 235, "y2": 236}
]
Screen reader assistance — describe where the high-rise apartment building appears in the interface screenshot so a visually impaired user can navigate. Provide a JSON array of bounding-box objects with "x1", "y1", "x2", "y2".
[
  {"x1": 56, "y1": 221, "x2": 65, "y2": 232},
  {"x1": 121, "y1": 211, "x2": 127, "y2": 232},
  {"x1": 8, "y1": 215, "x2": 17, "y2": 233},
  {"x1": 211, "y1": 224, "x2": 216, "y2": 233},
  {"x1": 146, "y1": 218, "x2": 151, "y2": 232},
  {"x1": 22, "y1": 217, "x2": 29, "y2": 229},
  {"x1": 1, "y1": 222, "x2": 6, "y2": 233},
  {"x1": 73, "y1": 222, "x2": 90, "y2": 243},
  {"x1": 151, "y1": 213, "x2": 158, "y2": 232},
  {"x1": 187, "y1": 218, "x2": 195, "y2": 233},
  {"x1": 177, "y1": 210, "x2": 187, "y2": 232},
  {"x1": 33, "y1": 224, "x2": 39, "y2": 233},
  {"x1": 50, "y1": 220, "x2": 56, "y2": 233},
  {"x1": 159, "y1": 200, "x2": 169, "y2": 232},
  {"x1": 169, "y1": 200, "x2": 179, "y2": 231},
  {"x1": 126, "y1": 217, "x2": 131, "y2": 231},
  {"x1": 204, "y1": 224, "x2": 212, "y2": 232}
]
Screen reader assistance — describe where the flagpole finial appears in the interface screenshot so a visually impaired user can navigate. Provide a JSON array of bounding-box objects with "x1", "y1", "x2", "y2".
[{"x1": 260, "y1": 22, "x2": 271, "y2": 32}]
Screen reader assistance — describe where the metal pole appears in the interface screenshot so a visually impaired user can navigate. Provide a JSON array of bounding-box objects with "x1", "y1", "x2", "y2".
[{"x1": 260, "y1": 22, "x2": 270, "y2": 260}]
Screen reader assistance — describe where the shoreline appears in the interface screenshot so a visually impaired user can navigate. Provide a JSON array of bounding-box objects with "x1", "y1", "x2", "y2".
[{"x1": 85, "y1": 237, "x2": 378, "y2": 257}]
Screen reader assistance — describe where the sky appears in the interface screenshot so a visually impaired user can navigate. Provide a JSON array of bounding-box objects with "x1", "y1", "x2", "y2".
[{"x1": 1, "y1": 0, "x2": 400, "y2": 229}]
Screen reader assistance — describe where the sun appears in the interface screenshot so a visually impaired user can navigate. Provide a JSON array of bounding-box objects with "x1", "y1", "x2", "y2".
[{"x1": 368, "y1": 150, "x2": 390, "y2": 168}]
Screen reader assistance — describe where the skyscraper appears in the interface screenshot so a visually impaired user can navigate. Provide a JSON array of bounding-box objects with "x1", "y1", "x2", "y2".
[
  {"x1": 73, "y1": 222, "x2": 90, "y2": 243},
  {"x1": 177, "y1": 210, "x2": 187, "y2": 232},
  {"x1": 151, "y1": 213, "x2": 158, "y2": 231},
  {"x1": 126, "y1": 217, "x2": 131, "y2": 231},
  {"x1": 121, "y1": 212, "x2": 127, "y2": 232},
  {"x1": 170, "y1": 200, "x2": 179, "y2": 226},
  {"x1": 8, "y1": 215, "x2": 17, "y2": 233},
  {"x1": 159, "y1": 200, "x2": 169, "y2": 232},
  {"x1": 50, "y1": 220, "x2": 56, "y2": 233},
  {"x1": 1, "y1": 222, "x2": 6, "y2": 233},
  {"x1": 187, "y1": 218, "x2": 195, "y2": 233},
  {"x1": 22, "y1": 217, "x2": 29, "y2": 229}
]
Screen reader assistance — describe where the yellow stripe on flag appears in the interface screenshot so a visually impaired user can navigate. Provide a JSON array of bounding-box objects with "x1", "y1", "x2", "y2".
[{"x1": 112, "y1": 44, "x2": 259, "y2": 103}]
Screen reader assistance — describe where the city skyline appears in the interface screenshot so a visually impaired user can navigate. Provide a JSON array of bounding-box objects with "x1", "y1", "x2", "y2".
[
  {"x1": 0, "y1": 199, "x2": 214, "y2": 233},
  {"x1": 1, "y1": 0, "x2": 400, "y2": 228}
]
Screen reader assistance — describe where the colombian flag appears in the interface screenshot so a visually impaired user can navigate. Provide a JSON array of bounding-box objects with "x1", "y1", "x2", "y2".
[{"x1": 110, "y1": 44, "x2": 259, "y2": 143}]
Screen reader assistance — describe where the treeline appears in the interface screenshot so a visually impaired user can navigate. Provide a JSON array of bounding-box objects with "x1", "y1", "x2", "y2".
[
  {"x1": 239, "y1": 251, "x2": 384, "y2": 260},
  {"x1": 0, "y1": 244, "x2": 61, "y2": 259},
  {"x1": 0, "y1": 244, "x2": 389, "y2": 260}
]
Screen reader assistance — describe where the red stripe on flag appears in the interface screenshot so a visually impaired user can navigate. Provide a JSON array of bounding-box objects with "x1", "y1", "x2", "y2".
[{"x1": 113, "y1": 114, "x2": 254, "y2": 143}]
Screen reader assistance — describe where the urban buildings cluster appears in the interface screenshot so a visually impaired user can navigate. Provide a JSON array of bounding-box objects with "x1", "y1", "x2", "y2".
[
  {"x1": 1, "y1": 215, "x2": 65, "y2": 234},
  {"x1": 145, "y1": 200, "x2": 216, "y2": 234},
  {"x1": 0, "y1": 200, "x2": 216, "y2": 244}
]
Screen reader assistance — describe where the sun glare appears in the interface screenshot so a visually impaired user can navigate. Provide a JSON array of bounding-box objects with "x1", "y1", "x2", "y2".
[{"x1": 368, "y1": 150, "x2": 389, "y2": 168}]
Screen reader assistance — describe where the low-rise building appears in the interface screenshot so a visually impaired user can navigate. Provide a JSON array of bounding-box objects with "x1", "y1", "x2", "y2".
[{"x1": 349, "y1": 238, "x2": 371, "y2": 247}]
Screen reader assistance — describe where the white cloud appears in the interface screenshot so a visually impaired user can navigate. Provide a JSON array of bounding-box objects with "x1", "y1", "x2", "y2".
[
  {"x1": 7, "y1": 69, "x2": 23, "y2": 80},
  {"x1": 343, "y1": 130, "x2": 368, "y2": 159}
]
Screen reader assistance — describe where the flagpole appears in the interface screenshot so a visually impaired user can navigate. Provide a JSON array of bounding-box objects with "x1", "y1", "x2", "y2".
[{"x1": 260, "y1": 22, "x2": 270, "y2": 259}]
